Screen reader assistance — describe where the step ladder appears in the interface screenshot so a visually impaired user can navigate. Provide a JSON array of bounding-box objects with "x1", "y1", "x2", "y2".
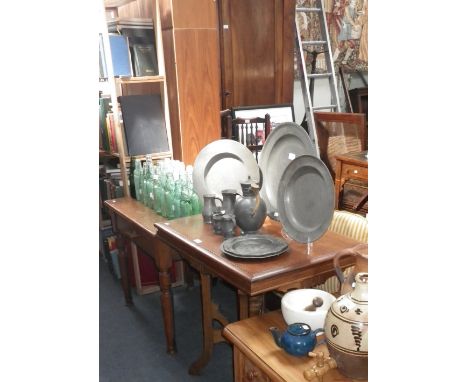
[{"x1": 295, "y1": 0, "x2": 341, "y2": 156}]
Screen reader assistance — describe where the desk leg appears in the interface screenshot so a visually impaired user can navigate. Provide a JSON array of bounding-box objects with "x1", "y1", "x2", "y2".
[
  {"x1": 154, "y1": 240, "x2": 176, "y2": 355},
  {"x1": 237, "y1": 291, "x2": 264, "y2": 319},
  {"x1": 334, "y1": 160, "x2": 344, "y2": 210},
  {"x1": 116, "y1": 234, "x2": 133, "y2": 306},
  {"x1": 189, "y1": 271, "x2": 213, "y2": 375},
  {"x1": 237, "y1": 291, "x2": 249, "y2": 320}
]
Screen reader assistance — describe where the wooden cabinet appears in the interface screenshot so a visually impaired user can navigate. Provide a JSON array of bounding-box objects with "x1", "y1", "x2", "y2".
[
  {"x1": 159, "y1": 0, "x2": 221, "y2": 165},
  {"x1": 100, "y1": 0, "x2": 173, "y2": 196},
  {"x1": 334, "y1": 151, "x2": 368, "y2": 216},
  {"x1": 224, "y1": 310, "x2": 366, "y2": 382}
]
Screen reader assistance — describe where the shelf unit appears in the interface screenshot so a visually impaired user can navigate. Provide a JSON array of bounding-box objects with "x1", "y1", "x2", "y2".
[{"x1": 99, "y1": 0, "x2": 173, "y2": 196}]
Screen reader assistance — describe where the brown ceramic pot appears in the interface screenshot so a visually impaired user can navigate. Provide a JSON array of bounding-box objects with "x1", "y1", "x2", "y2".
[
  {"x1": 333, "y1": 244, "x2": 368, "y2": 295},
  {"x1": 324, "y1": 272, "x2": 368, "y2": 379}
]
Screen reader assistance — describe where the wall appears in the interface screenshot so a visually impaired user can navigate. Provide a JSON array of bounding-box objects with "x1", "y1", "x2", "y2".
[{"x1": 292, "y1": 72, "x2": 368, "y2": 124}]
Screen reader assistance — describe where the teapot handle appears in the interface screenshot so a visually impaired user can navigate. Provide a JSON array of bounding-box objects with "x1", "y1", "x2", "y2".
[
  {"x1": 258, "y1": 167, "x2": 263, "y2": 190},
  {"x1": 311, "y1": 328, "x2": 326, "y2": 345},
  {"x1": 333, "y1": 244, "x2": 368, "y2": 289},
  {"x1": 250, "y1": 184, "x2": 260, "y2": 217}
]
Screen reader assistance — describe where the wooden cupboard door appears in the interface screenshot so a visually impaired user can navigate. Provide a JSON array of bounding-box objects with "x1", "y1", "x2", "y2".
[
  {"x1": 218, "y1": 0, "x2": 295, "y2": 109},
  {"x1": 173, "y1": 28, "x2": 221, "y2": 165}
]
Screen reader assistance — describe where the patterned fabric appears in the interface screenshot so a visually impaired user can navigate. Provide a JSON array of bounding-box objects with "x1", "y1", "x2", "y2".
[
  {"x1": 315, "y1": 210, "x2": 368, "y2": 294},
  {"x1": 295, "y1": 0, "x2": 368, "y2": 73}
]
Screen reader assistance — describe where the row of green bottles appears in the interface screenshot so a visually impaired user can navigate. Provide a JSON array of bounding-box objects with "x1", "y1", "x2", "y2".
[{"x1": 131, "y1": 157, "x2": 201, "y2": 220}]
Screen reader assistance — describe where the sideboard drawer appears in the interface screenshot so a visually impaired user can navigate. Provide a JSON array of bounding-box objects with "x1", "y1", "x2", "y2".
[{"x1": 341, "y1": 163, "x2": 368, "y2": 181}]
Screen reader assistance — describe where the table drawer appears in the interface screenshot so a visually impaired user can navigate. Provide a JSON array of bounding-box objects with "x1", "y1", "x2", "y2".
[
  {"x1": 341, "y1": 163, "x2": 368, "y2": 181},
  {"x1": 242, "y1": 358, "x2": 271, "y2": 382}
]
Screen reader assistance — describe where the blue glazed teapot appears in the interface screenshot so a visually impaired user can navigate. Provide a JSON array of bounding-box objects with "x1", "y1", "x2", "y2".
[{"x1": 269, "y1": 323, "x2": 324, "y2": 357}]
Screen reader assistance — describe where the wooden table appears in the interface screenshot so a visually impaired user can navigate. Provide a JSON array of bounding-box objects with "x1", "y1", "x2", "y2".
[
  {"x1": 155, "y1": 215, "x2": 360, "y2": 374},
  {"x1": 223, "y1": 310, "x2": 366, "y2": 382},
  {"x1": 104, "y1": 197, "x2": 178, "y2": 355},
  {"x1": 334, "y1": 151, "x2": 368, "y2": 210}
]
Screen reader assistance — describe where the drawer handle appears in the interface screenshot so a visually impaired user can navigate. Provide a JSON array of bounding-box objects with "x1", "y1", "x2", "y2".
[
  {"x1": 247, "y1": 369, "x2": 259, "y2": 380},
  {"x1": 353, "y1": 170, "x2": 358, "y2": 174}
]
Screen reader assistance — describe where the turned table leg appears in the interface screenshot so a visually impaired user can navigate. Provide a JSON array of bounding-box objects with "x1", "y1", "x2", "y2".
[
  {"x1": 154, "y1": 239, "x2": 176, "y2": 355},
  {"x1": 116, "y1": 233, "x2": 133, "y2": 306},
  {"x1": 189, "y1": 271, "x2": 213, "y2": 375}
]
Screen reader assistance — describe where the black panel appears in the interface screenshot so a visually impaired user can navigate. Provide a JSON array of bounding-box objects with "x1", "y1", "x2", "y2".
[{"x1": 119, "y1": 94, "x2": 169, "y2": 156}]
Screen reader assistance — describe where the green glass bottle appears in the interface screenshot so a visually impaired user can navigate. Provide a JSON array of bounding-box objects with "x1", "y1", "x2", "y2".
[
  {"x1": 129, "y1": 157, "x2": 137, "y2": 199},
  {"x1": 144, "y1": 163, "x2": 154, "y2": 208},
  {"x1": 163, "y1": 173, "x2": 175, "y2": 219},
  {"x1": 134, "y1": 159, "x2": 142, "y2": 201}
]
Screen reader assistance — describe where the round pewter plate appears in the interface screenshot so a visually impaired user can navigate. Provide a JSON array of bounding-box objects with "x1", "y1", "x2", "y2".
[
  {"x1": 259, "y1": 122, "x2": 315, "y2": 217},
  {"x1": 193, "y1": 140, "x2": 260, "y2": 200},
  {"x1": 277, "y1": 155, "x2": 334, "y2": 243},
  {"x1": 221, "y1": 234, "x2": 289, "y2": 259}
]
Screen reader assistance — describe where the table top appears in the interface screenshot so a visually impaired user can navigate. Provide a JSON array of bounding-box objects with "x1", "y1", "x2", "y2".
[
  {"x1": 335, "y1": 151, "x2": 368, "y2": 166},
  {"x1": 155, "y1": 215, "x2": 361, "y2": 295},
  {"x1": 223, "y1": 310, "x2": 366, "y2": 382},
  {"x1": 104, "y1": 196, "x2": 167, "y2": 236}
]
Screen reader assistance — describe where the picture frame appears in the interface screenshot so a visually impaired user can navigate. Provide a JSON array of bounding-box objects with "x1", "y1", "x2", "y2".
[{"x1": 231, "y1": 104, "x2": 295, "y2": 128}]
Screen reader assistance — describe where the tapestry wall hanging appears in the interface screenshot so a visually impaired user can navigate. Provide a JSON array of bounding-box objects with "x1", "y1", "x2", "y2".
[{"x1": 296, "y1": 0, "x2": 368, "y2": 74}]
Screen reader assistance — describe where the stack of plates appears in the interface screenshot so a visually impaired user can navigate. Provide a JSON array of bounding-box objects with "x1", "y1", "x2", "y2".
[
  {"x1": 259, "y1": 122, "x2": 315, "y2": 218},
  {"x1": 221, "y1": 234, "x2": 288, "y2": 259}
]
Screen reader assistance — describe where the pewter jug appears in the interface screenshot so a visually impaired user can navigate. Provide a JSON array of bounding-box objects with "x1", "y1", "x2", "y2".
[
  {"x1": 233, "y1": 179, "x2": 267, "y2": 233},
  {"x1": 221, "y1": 189, "x2": 238, "y2": 215},
  {"x1": 202, "y1": 194, "x2": 222, "y2": 224},
  {"x1": 220, "y1": 214, "x2": 236, "y2": 238},
  {"x1": 212, "y1": 211, "x2": 224, "y2": 235}
]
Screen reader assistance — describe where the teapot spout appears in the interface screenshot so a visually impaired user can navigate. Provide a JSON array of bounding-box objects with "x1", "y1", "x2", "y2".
[{"x1": 269, "y1": 326, "x2": 283, "y2": 348}]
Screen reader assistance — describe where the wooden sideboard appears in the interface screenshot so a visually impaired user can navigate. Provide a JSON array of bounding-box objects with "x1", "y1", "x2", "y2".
[
  {"x1": 223, "y1": 310, "x2": 366, "y2": 382},
  {"x1": 334, "y1": 151, "x2": 368, "y2": 215}
]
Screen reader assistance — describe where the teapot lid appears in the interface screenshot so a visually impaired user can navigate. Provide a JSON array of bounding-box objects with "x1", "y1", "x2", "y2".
[
  {"x1": 287, "y1": 323, "x2": 311, "y2": 336},
  {"x1": 240, "y1": 176, "x2": 259, "y2": 187}
]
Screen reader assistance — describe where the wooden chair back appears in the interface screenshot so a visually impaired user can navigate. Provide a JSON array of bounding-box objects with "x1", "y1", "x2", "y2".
[{"x1": 231, "y1": 114, "x2": 271, "y2": 162}]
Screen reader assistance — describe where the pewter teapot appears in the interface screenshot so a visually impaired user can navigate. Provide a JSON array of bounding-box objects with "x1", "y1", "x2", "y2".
[{"x1": 233, "y1": 178, "x2": 267, "y2": 233}]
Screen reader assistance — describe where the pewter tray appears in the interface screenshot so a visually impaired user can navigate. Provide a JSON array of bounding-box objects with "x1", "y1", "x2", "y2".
[
  {"x1": 277, "y1": 155, "x2": 334, "y2": 243},
  {"x1": 193, "y1": 139, "x2": 260, "y2": 200},
  {"x1": 221, "y1": 234, "x2": 288, "y2": 259}
]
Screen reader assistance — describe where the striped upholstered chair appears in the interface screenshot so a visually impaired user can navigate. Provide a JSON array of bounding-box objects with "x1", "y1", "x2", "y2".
[{"x1": 314, "y1": 210, "x2": 368, "y2": 295}]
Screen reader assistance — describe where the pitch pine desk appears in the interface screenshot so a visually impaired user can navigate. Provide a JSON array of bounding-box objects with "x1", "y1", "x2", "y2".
[{"x1": 105, "y1": 197, "x2": 361, "y2": 375}]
